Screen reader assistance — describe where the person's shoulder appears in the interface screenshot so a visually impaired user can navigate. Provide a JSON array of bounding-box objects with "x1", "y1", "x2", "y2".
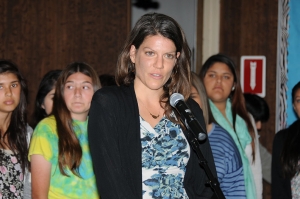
[
  {"x1": 210, "y1": 124, "x2": 237, "y2": 147},
  {"x1": 93, "y1": 85, "x2": 132, "y2": 100},
  {"x1": 40, "y1": 115, "x2": 56, "y2": 123},
  {"x1": 212, "y1": 123, "x2": 231, "y2": 138},
  {"x1": 35, "y1": 115, "x2": 57, "y2": 131},
  {"x1": 26, "y1": 124, "x2": 33, "y2": 135},
  {"x1": 32, "y1": 115, "x2": 57, "y2": 139},
  {"x1": 288, "y1": 119, "x2": 300, "y2": 131},
  {"x1": 275, "y1": 127, "x2": 289, "y2": 138}
]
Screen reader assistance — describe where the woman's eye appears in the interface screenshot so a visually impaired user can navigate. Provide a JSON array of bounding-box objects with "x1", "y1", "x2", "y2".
[
  {"x1": 11, "y1": 83, "x2": 18, "y2": 88},
  {"x1": 223, "y1": 76, "x2": 230, "y2": 79},
  {"x1": 66, "y1": 85, "x2": 73, "y2": 89},
  {"x1": 208, "y1": 74, "x2": 215, "y2": 78},
  {"x1": 296, "y1": 99, "x2": 300, "y2": 103},
  {"x1": 83, "y1": 86, "x2": 90, "y2": 90},
  {"x1": 165, "y1": 54, "x2": 175, "y2": 59},
  {"x1": 190, "y1": 94, "x2": 197, "y2": 99},
  {"x1": 145, "y1": 51, "x2": 154, "y2": 56}
]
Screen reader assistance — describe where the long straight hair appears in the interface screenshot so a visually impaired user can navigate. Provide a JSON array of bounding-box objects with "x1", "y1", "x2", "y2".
[
  {"x1": 280, "y1": 119, "x2": 300, "y2": 178},
  {"x1": 191, "y1": 72, "x2": 217, "y2": 126},
  {"x1": 0, "y1": 60, "x2": 29, "y2": 172},
  {"x1": 199, "y1": 54, "x2": 256, "y2": 160},
  {"x1": 52, "y1": 62, "x2": 100, "y2": 176}
]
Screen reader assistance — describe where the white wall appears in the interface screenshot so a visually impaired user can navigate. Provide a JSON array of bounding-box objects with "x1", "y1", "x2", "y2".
[
  {"x1": 202, "y1": 0, "x2": 220, "y2": 64},
  {"x1": 131, "y1": 0, "x2": 198, "y2": 71}
]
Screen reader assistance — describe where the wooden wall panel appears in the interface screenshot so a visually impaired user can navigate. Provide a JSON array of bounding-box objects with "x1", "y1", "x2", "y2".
[
  {"x1": 219, "y1": 1, "x2": 278, "y2": 198},
  {"x1": 0, "y1": 0, "x2": 130, "y2": 121}
]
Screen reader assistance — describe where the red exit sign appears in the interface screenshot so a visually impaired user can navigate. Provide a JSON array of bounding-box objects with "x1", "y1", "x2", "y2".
[{"x1": 240, "y1": 56, "x2": 266, "y2": 97}]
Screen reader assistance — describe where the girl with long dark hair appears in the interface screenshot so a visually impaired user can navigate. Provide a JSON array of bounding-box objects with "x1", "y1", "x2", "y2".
[
  {"x1": 191, "y1": 72, "x2": 246, "y2": 198},
  {"x1": 31, "y1": 70, "x2": 62, "y2": 128},
  {"x1": 0, "y1": 60, "x2": 32, "y2": 198},
  {"x1": 199, "y1": 54, "x2": 262, "y2": 199},
  {"x1": 29, "y1": 62, "x2": 101, "y2": 198},
  {"x1": 272, "y1": 81, "x2": 300, "y2": 199}
]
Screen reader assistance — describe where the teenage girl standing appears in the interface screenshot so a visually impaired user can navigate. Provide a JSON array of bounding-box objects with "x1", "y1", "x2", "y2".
[
  {"x1": 29, "y1": 62, "x2": 101, "y2": 199},
  {"x1": 0, "y1": 60, "x2": 32, "y2": 198}
]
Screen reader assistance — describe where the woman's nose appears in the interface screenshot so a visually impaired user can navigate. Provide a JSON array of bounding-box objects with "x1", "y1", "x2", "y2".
[
  {"x1": 153, "y1": 56, "x2": 164, "y2": 69},
  {"x1": 74, "y1": 87, "x2": 82, "y2": 97},
  {"x1": 5, "y1": 87, "x2": 12, "y2": 97}
]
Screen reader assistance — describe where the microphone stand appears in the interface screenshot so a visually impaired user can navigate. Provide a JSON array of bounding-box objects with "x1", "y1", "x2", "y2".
[
  {"x1": 169, "y1": 93, "x2": 225, "y2": 198},
  {"x1": 183, "y1": 122, "x2": 225, "y2": 199}
]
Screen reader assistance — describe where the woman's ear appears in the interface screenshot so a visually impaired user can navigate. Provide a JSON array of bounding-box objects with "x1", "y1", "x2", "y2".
[
  {"x1": 232, "y1": 83, "x2": 236, "y2": 91},
  {"x1": 129, "y1": 45, "x2": 136, "y2": 63},
  {"x1": 293, "y1": 103, "x2": 296, "y2": 112}
]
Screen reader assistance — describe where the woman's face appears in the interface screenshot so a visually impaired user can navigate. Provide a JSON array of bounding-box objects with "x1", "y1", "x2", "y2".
[
  {"x1": 293, "y1": 88, "x2": 300, "y2": 118},
  {"x1": 0, "y1": 73, "x2": 21, "y2": 114},
  {"x1": 130, "y1": 34, "x2": 180, "y2": 92},
  {"x1": 203, "y1": 62, "x2": 235, "y2": 104},
  {"x1": 63, "y1": 72, "x2": 94, "y2": 121},
  {"x1": 42, "y1": 88, "x2": 55, "y2": 115}
]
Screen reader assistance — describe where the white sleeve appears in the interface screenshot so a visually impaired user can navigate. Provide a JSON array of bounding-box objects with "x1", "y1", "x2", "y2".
[
  {"x1": 247, "y1": 114, "x2": 263, "y2": 199},
  {"x1": 23, "y1": 124, "x2": 33, "y2": 199}
]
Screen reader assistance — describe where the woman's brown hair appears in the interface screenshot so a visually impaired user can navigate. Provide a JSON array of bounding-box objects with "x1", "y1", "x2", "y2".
[
  {"x1": 52, "y1": 62, "x2": 101, "y2": 176},
  {"x1": 199, "y1": 54, "x2": 256, "y2": 160},
  {"x1": 115, "y1": 13, "x2": 192, "y2": 124}
]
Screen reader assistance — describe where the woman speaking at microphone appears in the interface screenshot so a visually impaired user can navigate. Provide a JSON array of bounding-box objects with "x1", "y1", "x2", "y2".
[{"x1": 88, "y1": 13, "x2": 217, "y2": 199}]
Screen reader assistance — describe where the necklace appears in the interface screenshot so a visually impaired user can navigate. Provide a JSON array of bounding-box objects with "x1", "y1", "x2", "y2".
[
  {"x1": 138, "y1": 99, "x2": 160, "y2": 119},
  {"x1": 149, "y1": 112, "x2": 160, "y2": 119}
]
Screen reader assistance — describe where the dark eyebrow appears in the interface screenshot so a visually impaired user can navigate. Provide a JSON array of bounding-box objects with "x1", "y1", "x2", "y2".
[
  {"x1": 0, "y1": 80, "x2": 19, "y2": 85},
  {"x1": 207, "y1": 70, "x2": 232, "y2": 75},
  {"x1": 65, "y1": 81, "x2": 93, "y2": 84}
]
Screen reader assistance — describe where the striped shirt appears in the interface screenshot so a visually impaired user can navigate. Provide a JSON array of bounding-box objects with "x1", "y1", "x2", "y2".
[{"x1": 208, "y1": 123, "x2": 247, "y2": 199}]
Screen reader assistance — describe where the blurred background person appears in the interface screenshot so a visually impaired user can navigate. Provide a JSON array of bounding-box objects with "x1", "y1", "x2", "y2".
[
  {"x1": 291, "y1": 81, "x2": 300, "y2": 118},
  {"x1": 191, "y1": 72, "x2": 246, "y2": 198},
  {"x1": 244, "y1": 93, "x2": 271, "y2": 184},
  {"x1": 31, "y1": 70, "x2": 62, "y2": 128},
  {"x1": 29, "y1": 62, "x2": 100, "y2": 198},
  {"x1": 199, "y1": 54, "x2": 262, "y2": 199},
  {"x1": 272, "y1": 81, "x2": 300, "y2": 199}
]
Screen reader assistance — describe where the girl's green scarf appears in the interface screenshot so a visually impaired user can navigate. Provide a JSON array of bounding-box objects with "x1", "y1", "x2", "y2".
[{"x1": 209, "y1": 99, "x2": 256, "y2": 199}]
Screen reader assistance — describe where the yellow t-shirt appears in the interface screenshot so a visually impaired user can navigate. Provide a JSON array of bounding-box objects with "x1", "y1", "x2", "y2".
[{"x1": 28, "y1": 116, "x2": 99, "y2": 199}]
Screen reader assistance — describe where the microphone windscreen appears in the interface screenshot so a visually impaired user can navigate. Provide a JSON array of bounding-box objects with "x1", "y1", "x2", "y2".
[{"x1": 170, "y1": 93, "x2": 184, "y2": 107}]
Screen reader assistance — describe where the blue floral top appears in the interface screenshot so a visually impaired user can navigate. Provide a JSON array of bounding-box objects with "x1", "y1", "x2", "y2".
[{"x1": 140, "y1": 116, "x2": 190, "y2": 199}]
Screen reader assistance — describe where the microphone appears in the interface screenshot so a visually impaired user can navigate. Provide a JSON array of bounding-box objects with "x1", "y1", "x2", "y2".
[{"x1": 170, "y1": 93, "x2": 207, "y2": 141}]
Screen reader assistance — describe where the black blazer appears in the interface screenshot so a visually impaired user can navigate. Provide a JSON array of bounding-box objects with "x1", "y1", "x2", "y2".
[
  {"x1": 271, "y1": 128, "x2": 291, "y2": 199},
  {"x1": 88, "y1": 84, "x2": 217, "y2": 199}
]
